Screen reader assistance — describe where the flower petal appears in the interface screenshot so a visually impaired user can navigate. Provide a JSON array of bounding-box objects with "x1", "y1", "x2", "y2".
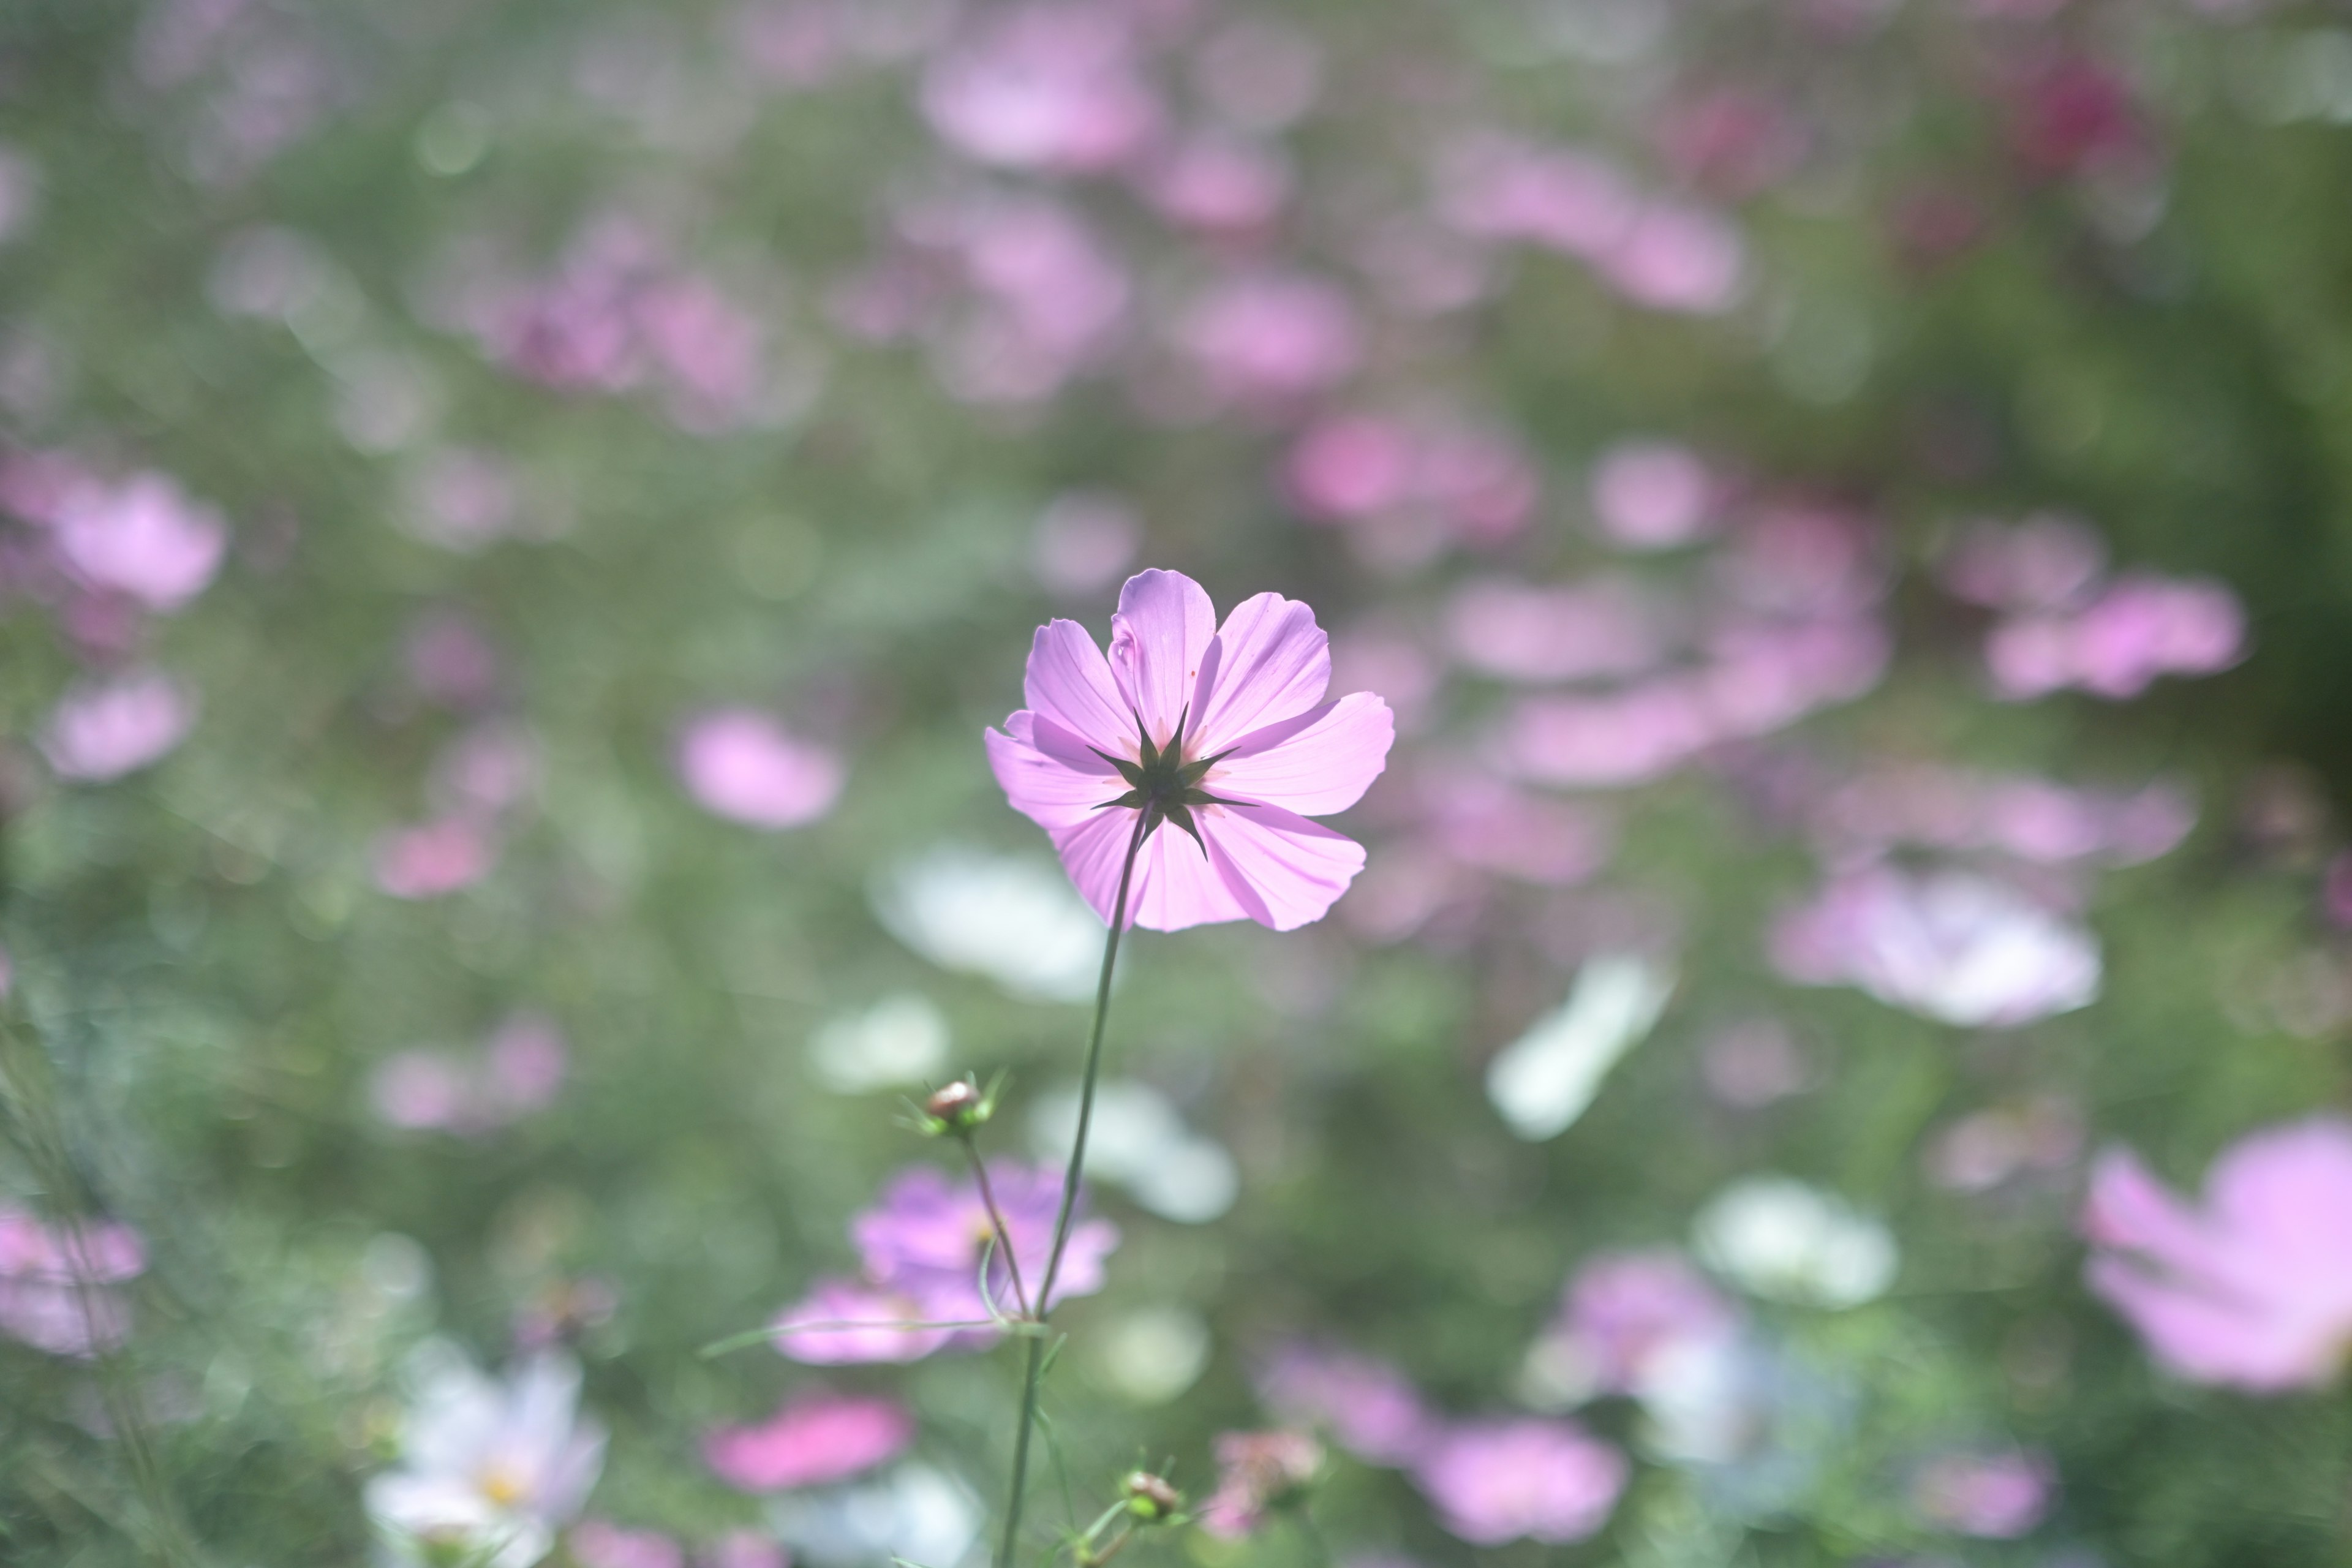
[
  {"x1": 1211, "y1": 693, "x2": 1395, "y2": 816},
  {"x1": 1199, "y1": 801, "x2": 1369, "y2": 931},
  {"x1": 987, "y1": 717, "x2": 1121, "y2": 834},
  {"x1": 1050, "y1": 807, "x2": 1152, "y2": 927},
  {"x1": 1025, "y1": 620, "x2": 1136, "y2": 755},
  {"x1": 1108, "y1": 570, "x2": 1216, "y2": 750},
  {"x1": 1189, "y1": 592, "x2": 1333, "y2": 755},
  {"x1": 1127, "y1": 818, "x2": 1259, "y2": 932}
]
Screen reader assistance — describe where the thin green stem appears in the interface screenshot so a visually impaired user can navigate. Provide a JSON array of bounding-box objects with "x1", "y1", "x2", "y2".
[
  {"x1": 959, "y1": 1133, "x2": 1032, "y2": 1317},
  {"x1": 997, "y1": 809, "x2": 1152, "y2": 1568}
]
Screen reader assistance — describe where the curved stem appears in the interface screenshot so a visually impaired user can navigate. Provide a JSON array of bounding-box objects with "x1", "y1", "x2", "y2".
[
  {"x1": 961, "y1": 1134, "x2": 1032, "y2": 1317},
  {"x1": 997, "y1": 809, "x2": 1151, "y2": 1568}
]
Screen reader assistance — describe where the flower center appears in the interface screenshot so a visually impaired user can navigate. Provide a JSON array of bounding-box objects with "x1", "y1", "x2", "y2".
[
  {"x1": 475, "y1": 1462, "x2": 529, "y2": 1509},
  {"x1": 1090, "y1": 705, "x2": 1247, "y2": 854}
]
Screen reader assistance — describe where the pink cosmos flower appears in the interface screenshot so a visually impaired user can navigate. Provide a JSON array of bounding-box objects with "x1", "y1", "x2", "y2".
[
  {"x1": 919, "y1": 6, "x2": 1161, "y2": 175},
  {"x1": 703, "y1": 1393, "x2": 915, "y2": 1491},
  {"x1": 774, "y1": 1161, "x2": 1118, "y2": 1363},
  {"x1": 1199, "y1": 1430, "x2": 1324, "y2": 1539},
  {"x1": 1912, "y1": 1449, "x2": 2056, "y2": 1537},
  {"x1": 2081, "y1": 1118, "x2": 2352, "y2": 1392},
  {"x1": 1255, "y1": 1342, "x2": 1432, "y2": 1465},
  {"x1": 39, "y1": 671, "x2": 198, "y2": 782},
  {"x1": 986, "y1": 570, "x2": 1394, "y2": 932},
  {"x1": 0, "y1": 1207, "x2": 145, "y2": 1357},
  {"x1": 1591, "y1": 441, "x2": 1717, "y2": 550},
  {"x1": 1595, "y1": 200, "x2": 1746, "y2": 315},
  {"x1": 1770, "y1": 864, "x2": 2101, "y2": 1028},
  {"x1": 570, "y1": 1521, "x2": 685, "y2": 1568},
  {"x1": 1140, "y1": 133, "x2": 1291, "y2": 234},
  {"x1": 51, "y1": 471, "x2": 228, "y2": 611},
  {"x1": 1445, "y1": 577, "x2": 1662, "y2": 684},
  {"x1": 371, "y1": 1013, "x2": 568, "y2": 1135},
  {"x1": 374, "y1": 817, "x2": 497, "y2": 900},
  {"x1": 1986, "y1": 575, "x2": 2247, "y2": 701},
  {"x1": 1408, "y1": 1418, "x2": 1628, "y2": 1546},
  {"x1": 1175, "y1": 274, "x2": 1362, "y2": 410},
  {"x1": 676, "y1": 709, "x2": 845, "y2": 830},
  {"x1": 1938, "y1": 514, "x2": 2106, "y2": 611},
  {"x1": 1547, "y1": 1249, "x2": 1743, "y2": 1396}
]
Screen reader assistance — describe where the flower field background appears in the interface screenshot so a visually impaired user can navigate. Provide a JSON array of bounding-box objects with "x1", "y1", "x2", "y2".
[{"x1": 4, "y1": 0, "x2": 2352, "y2": 1564}]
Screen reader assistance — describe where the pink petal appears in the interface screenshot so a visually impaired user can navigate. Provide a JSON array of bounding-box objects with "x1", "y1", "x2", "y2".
[
  {"x1": 1211, "y1": 693, "x2": 1394, "y2": 816},
  {"x1": 1125, "y1": 816, "x2": 1259, "y2": 932},
  {"x1": 986, "y1": 717, "x2": 1120, "y2": 834},
  {"x1": 2084, "y1": 1256, "x2": 2323, "y2": 1391},
  {"x1": 1188, "y1": 592, "x2": 1331, "y2": 755},
  {"x1": 1024, "y1": 619, "x2": 1136, "y2": 755},
  {"x1": 2081, "y1": 1149, "x2": 2217, "y2": 1275},
  {"x1": 1107, "y1": 570, "x2": 1216, "y2": 750},
  {"x1": 771, "y1": 1279, "x2": 955, "y2": 1365},
  {"x1": 1050, "y1": 805, "x2": 1153, "y2": 926},
  {"x1": 1199, "y1": 802, "x2": 1368, "y2": 932}
]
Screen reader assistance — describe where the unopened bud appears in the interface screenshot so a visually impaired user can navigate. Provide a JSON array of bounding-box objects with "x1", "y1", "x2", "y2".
[
  {"x1": 1121, "y1": 1471, "x2": 1182, "y2": 1523},
  {"x1": 921, "y1": 1078, "x2": 990, "y2": 1136}
]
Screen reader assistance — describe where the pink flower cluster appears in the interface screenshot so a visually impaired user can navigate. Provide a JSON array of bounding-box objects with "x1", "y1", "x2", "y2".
[
  {"x1": 0, "y1": 1206, "x2": 145, "y2": 1357},
  {"x1": 370, "y1": 1012, "x2": 569, "y2": 1136},
  {"x1": 675, "y1": 709, "x2": 845, "y2": 831},
  {"x1": 1947, "y1": 516, "x2": 2246, "y2": 700},
  {"x1": 373, "y1": 723, "x2": 543, "y2": 900},
  {"x1": 1253, "y1": 1341, "x2": 1629, "y2": 1547},
  {"x1": 2082, "y1": 1117, "x2": 2352, "y2": 1392},
  {"x1": 1806, "y1": 763, "x2": 2194, "y2": 872},
  {"x1": 1283, "y1": 413, "x2": 1539, "y2": 559},
  {"x1": 771, "y1": 1161, "x2": 1118, "y2": 1363}
]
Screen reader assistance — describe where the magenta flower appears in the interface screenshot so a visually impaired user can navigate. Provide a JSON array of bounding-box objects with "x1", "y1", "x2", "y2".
[
  {"x1": 1912, "y1": 1448, "x2": 2056, "y2": 1538},
  {"x1": 986, "y1": 569, "x2": 1394, "y2": 932},
  {"x1": 39, "y1": 670, "x2": 198, "y2": 783},
  {"x1": 1199, "y1": 1430, "x2": 1324, "y2": 1539},
  {"x1": 373, "y1": 817, "x2": 497, "y2": 900},
  {"x1": 1254, "y1": 1341, "x2": 1432, "y2": 1466},
  {"x1": 1408, "y1": 1418, "x2": 1629, "y2": 1547},
  {"x1": 675, "y1": 709, "x2": 845, "y2": 830},
  {"x1": 52, "y1": 470, "x2": 228, "y2": 611},
  {"x1": 570, "y1": 1521, "x2": 685, "y2": 1568},
  {"x1": 2081, "y1": 1118, "x2": 2352, "y2": 1392},
  {"x1": 703, "y1": 1393, "x2": 915, "y2": 1492},
  {"x1": 1547, "y1": 1248, "x2": 1743, "y2": 1396},
  {"x1": 773, "y1": 1161, "x2": 1118, "y2": 1363},
  {"x1": 0, "y1": 1207, "x2": 145, "y2": 1357}
]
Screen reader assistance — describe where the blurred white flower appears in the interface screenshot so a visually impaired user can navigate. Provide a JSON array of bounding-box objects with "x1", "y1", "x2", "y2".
[
  {"x1": 1772, "y1": 865, "x2": 2099, "y2": 1028},
  {"x1": 1089, "y1": 1305, "x2": 1212, "y2": 1404},
  {"x1": 807, "y1": 993, "x2": 951, "y2": 1094},
  {"x1": 364, "y1": 1343, "x2": 605, "y2": 1568},
  {"x1": 1692, "y1": 1177, "x2": 1897, "y2": 1309},
  {"x1": 873, "y1": 848, "x2": 1102, "y2": 1003},
  {"x1": 1486, "y1": 954, "x2": 1675, "y2": 1140},
  {"x1": 1029, "y1": 1079, "x2": 1238, "y2": 1223},
  {"x1": 767, "y1": 1462, "x2": 979, "y2": 1568}
]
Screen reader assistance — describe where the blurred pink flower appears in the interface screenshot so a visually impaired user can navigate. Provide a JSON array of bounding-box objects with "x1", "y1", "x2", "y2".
[
  {"x1": 51, "y1": 472, "x2": 228, "y2": 611},
  {"x1": 1939, "y1": 514, "x2": 2106, "y2": 611},
  {"x1": 371, "y1": 1012, "x2": 568, "y2": 1135},
  {"x1": 1446, "y1": 578, "x2": 1662, "y2": 684},
  {"x1": 1987, "y1": 575, "x2": 2247, "y2": 701},
  {"x1": 1140, "y1": 132, "x2": 1291, "y2": 233},
  {"x1": 1596, "y1": 200, "x2": 1746, "y2": 314},
  {"x1": 1913, "y1": 1449, "x2": 2056, "y2": 1537},
  {"x1": 405, "y1": 611, "x2": 503, "y2": 709},
  {"x1": 1191, "y1": 18, "x2": 1322, "y2": 132},
  {"x1": 39, "y1": 671, "x2": 198, "y2": 782},
  {"x1": 1176, "y1": 274, "x2": 1361, "y2": 410},
  {"x1": 374, "y1": 817, "x2": 497, "y2": 900},
  {"x1": 773, "y1": 1161, "x2": 1118, "y2": 1363},
  {"x1": 1548, "y1": 1249, "x2": 1743, "y2": 1396},
  {"x1": 0, "y1": 1207, "x2": 145, "y2": 1357},
  {"x1": 920, "y1": 6, "x2": 1160, "y2": 174},
  {"x1": 570, "y1": 1521, "x2": 685, "y2": 1568},
  {"x1": 1591, "y1": 441, "x2": 1717, "y2": 550},
  {"x1": 1415, "y1": 769, "x2": 1610, "y2": 887},
  {"x1": 1408, "y1": 1418, "x2": 1628, "y2": 1546},
  {"x1": 986, "y1": 569, "x2": 1394, "y2": 932},
  {"x1": 1199, "y1": 1430, "x2": 1323, "y2": 1539},
  {"x1": 1256, "y1": 1342, "x2": 1432, "y2": 1466},
  {"x1": 402, "y1": 448, "x2": 519, "y2": 552},
  {"x1": 1031, "y1": 492, "x2": 1144, "y2": 596},
  {"x1": 1656, "y1": 86, "x2": 1808, "y2": 199},
  {"x1": 1284, "y1": 417, "x2": 1537, "y2": 545},
  {"x1": 703, "y1": 1393, "x2": 914, "y2": 1491},
  {"x1": 1771, "y1": 864, "x2": 2100, "y2": 1028},
  {"x1": 2082, "y1": 1118, "x2": 2352, "y2": 1391},
  {"x1": 2008, "y1": 55, "x2": 2147, "y2": 178},
  {"x1": 1284, "y1": 415, "x2": 1414, "y2": 521},
  {"x1": 676, "y1": 709, "x2": 844, "y2": 830},
  {"x1": 1437, "y1": 139, "x2": 1634, "y2": 259},
  {"x1": 698, "y1": 1531, "x2": 788, "y2": 1568},
  {"x1": 431, "y1": 723, "x2": 541, "y2": 818},
  {"x1": 1926, "y1": 1098, "x2": 2081, "y2": 1193},
  {"x1": 1502, "y1": 683, "x2": 1717, "y2": 790},
  {"x1": 901, "y1": 192, "x2": 1132, "y2": 405},
  {"x1": 1812, "y1": 764, "x2": 2194, "y2": 870}
]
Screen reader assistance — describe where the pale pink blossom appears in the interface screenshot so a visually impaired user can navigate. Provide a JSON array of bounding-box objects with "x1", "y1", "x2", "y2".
[
  {"x1": 1545, "y1": 1249, "x2": 1743, "y2": 1396},
  {"x1": 676, "y1": 709, "x2": 843, "y2": 830},
  {"x1": 1255, "y1": 1342, "x2": 1432, "y2": 1465},
  {"x1": 698, "y1": 1531, "x2": 788, "y2": 1568},
  {"x1": 703, "y1": 1393, "x2": 915, "y2": 1491},
  {"x1": 920, "y1": 6, "x2": 1161, "y2": 174},
  {"x1": 374, "y1": 818, "x2": 497, "y2": 900},
  {"x1": 2082, "y1": 1118, "x2": 2352, "y2": 1391},
  {"x1": 371, "y1": 1013, "x2": 568, "y2": 1134},
  {"x1": 1591, "y1": 442, "x2": 1717, "y2": 549},
  {"x1": 51, "y1": 472, "x2": 228, "y2": 610},
  {"x1": 1501, "y1": 682, "x2": 1718, "y2": 790},
  {"x1": 1408, "y1": 1419, "x2": 1628, "y2": 1546},
  {"x1": 1175, "y1": 274, "x2": 1361, "y2": 410},
  {"x1": 768, "y1": 1278, "x2": 956, "y2": 1365},
  {"x1": 1939, "y1": 514, "x2": 2106, "y2": 611},
  {"x1": 1140, "y1": 133, "x2": 1290, "y2": 233},
  {"x1": 1987, "y1": 575, "x2": 2247, "y2": 701},
  {"x1": 1596, "y1": 200, "x2": 1746, "y2": 314},
  {"x1": 1437, "y1": 139, "x2": 1635, "y2": 259},
  {"x1": 986, "y1": 569, "x2": 1394, "y2": 932},
  {"x1": 1771, "y1": 864, "x2": 2100, "y2": 1028},
  {"x1": 1191, "y1": 18, "x2": 1322, "y2": 132},
  {"x1": 1199, "y1": 1430, "x2": 1324, "y2": 1538},
  {"x1": 1445, "y1": 578, "x2": 1662, "y2": 684},
  {"x1": 39, "y1": 671, "x2": 198, "y2": 782},
  {"x1": 570, "y1": 1521, "x2": 684, "y2": 1568},
  {"x1": 0, "y1": 1207, "x2": 145, "y2": 1357},
  {"x1": 1284, "y1": 417, "x2": 1536, "y2": 543},
  {"x1": 1913, "y1": 1449, "x2": 2056, "y2": 1537}
]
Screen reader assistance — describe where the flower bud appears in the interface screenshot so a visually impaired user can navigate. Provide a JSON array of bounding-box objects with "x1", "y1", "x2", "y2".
[{"x1": 1121, "y1": 1470, "x2": 1183, "y2": 1523}]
